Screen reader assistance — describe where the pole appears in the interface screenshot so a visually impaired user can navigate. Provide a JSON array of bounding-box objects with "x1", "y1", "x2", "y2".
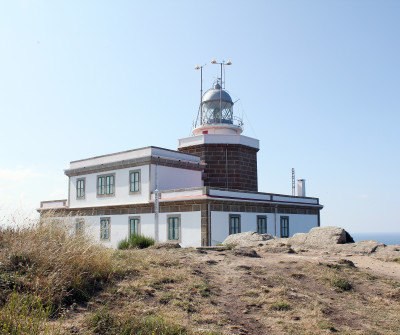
[
  {"x1": 200, "y1": 66, "x2": 203, "y2": 124},
  {"x1": 154, "y1": 162, "x2": 159, "y2": 242},
  {"x1": 219, "y1": 63, "x2": 222, "y2": 123}
]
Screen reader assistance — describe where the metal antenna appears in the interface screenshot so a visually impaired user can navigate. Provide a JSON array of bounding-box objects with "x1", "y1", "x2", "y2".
[
  {"x1": 292, "y1": 168, "x2": 295, "y2": 196},
  {"x1": 195, "y1": 64, "x2": 206, "y2": 125}
]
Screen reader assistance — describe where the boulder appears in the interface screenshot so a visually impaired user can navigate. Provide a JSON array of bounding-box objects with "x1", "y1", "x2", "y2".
[
  {"x1": 232, "y1": 246, "x2": 260, "y2": 258},
  {"x1": 336, "y1": 240, "x2": 384, "y2": 255},
  {"x1": 222, "y1": 231, "x2": 275, "y2": 247},
  {"x1": 290, "y1": 226, "x2": 354, "y2": 249},
  {"x1": 372, "y1": 244, "x2": 400, "y2": 260}
]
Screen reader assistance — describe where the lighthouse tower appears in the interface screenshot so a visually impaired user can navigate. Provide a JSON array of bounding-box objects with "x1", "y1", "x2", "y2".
[{"x1": 178, "y1": 79, "x2": 260, "y2": 191}]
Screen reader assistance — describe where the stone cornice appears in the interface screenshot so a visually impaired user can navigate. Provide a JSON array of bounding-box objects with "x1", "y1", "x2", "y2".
[{"x1": 64, "y1": 156, "x2": 206, "y2": 177}]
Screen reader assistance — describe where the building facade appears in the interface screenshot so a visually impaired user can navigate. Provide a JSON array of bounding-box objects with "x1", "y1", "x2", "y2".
[{"x1": 39, "y1": 80, "x2": 323, "y2": 248}]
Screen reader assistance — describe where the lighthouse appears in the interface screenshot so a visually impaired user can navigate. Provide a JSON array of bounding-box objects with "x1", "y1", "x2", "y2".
[{"x1": 178, "y1": 79, "x2": 260, "y2": 192}]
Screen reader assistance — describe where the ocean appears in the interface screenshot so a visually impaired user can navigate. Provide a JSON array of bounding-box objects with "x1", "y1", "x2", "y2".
[{"x1": 350, "y1": 232, "x2": 400, "y2": 246}]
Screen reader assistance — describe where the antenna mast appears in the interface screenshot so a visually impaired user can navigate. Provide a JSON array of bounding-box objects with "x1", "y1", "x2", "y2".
[{"x1": 292, "y1": 168, "x2": 295, "y2": 196}]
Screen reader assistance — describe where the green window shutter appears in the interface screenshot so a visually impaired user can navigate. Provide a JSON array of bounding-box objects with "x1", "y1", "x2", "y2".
[
  {"x1": 168, "y1": 218, "x2": 173, "y2": 240},
  {"x1": 280, "y1": 217, "x2": 289, "y2": 238},
  {"x1": 98, "y1": 177, "x2": 105, "y2": 195},
  {"x1": 258, "y1": 217, "x2": 267, "y2": 234},
  {"x1": 110, "y1": 175, "x2": 114, "y2": 194},
  {"x1": 101, "y1": 219, "x2": 110, "y2": 240},
  {"x1": 173, "y1": 218, "x2": 179, "y2": 240},
  {"x1": 168, "y1": 217, "x2": 179, "y2": 240},
  {"x1": 129, "y1": 218, "x2": 139, "y2": 236},
  {"x1": 130, "y1": 171, "x2": 140, "y2": 192}
]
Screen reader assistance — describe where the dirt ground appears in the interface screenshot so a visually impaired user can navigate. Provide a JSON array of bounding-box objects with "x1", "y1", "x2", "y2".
[{"x1": 61, "y1": 246, "x2": 400, "y2": 335}]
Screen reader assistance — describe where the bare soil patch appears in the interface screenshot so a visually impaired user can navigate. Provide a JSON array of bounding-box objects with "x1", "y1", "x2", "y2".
[{"x1": 59, "y1": 247, "x2": 400, "y2": 334}]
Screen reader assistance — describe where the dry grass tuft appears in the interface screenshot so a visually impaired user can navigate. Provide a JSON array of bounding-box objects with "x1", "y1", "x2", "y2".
[{"x1": 0, "y1": 212, "x2": 114, "y2": 311}]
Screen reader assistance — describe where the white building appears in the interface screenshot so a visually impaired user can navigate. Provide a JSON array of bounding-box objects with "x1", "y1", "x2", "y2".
[{"x1": 39, "y1": 78, "x2": 323, "y2": 248}]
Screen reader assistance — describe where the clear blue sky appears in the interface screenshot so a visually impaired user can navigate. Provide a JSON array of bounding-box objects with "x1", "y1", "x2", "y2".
[{"x1": 0, "y1": 1, "x2": 399, "y2": 233}]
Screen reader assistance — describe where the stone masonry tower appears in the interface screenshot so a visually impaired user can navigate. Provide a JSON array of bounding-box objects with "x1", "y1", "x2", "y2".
[{"x1": 178, "y1": 80, "x2": 259, "y2": 191}]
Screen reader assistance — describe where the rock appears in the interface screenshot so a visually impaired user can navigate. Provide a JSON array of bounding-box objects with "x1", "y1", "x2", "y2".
[
  {"x1": 371, "y1": 244, "x2": 400, "y2": 260},
  {"x1": 336, "y1": 240, "x2": 384, "y2": 255},
  {"x1": 290, "y1": 226, "x2": 354, "y2": 249},
  {"x1": 233, "y1": 246, "x2": 260, "y2": 258},
  {"x1": 222, "y1": 231, "x2": 275, "y2": 247}
]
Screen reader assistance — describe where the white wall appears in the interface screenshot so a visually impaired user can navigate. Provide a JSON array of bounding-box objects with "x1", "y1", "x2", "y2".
[
  {"x1": 150, "y1": 165, "x2": 203, "y2": 191},
  {"x1": 210, "y1": 211, "x2": 318, "y2": 245},
  {"x1": 69, "y1": 165, "x2": 150, "y2": 208},
  {"x1": 69, "y1": 164, "x2": 203, "y2": 208},
  {"x1": 57, "y1": 211, "x2": 201, "y2": 249}
]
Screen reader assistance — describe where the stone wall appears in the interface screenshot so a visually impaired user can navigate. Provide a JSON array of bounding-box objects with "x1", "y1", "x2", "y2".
[{"x1": 178, "y1": 144, "x2": 259, "y2": 192}]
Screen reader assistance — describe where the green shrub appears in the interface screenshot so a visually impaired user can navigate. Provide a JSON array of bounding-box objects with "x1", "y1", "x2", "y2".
[
  {"x1": 117, "y1": 239, "x2": 130, "y2": 250},
  {"x1": 330, "y1": 276, "x2": 352, "y2": 291},
  {"x1": 117, "y1": 234, "x2": 155, "y2": 250}
]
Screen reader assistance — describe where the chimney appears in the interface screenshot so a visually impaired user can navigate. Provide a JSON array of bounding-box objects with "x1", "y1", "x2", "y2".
[{"x1": 297, "y1": 179, "x2": 306, "y2": 197}]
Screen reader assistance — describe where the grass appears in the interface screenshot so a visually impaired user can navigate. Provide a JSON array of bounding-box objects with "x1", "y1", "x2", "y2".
[
  {"x1": 269, "y1": 300, "x2": 291, "y2": 311},
  {"x1": 0, "y1": 291, "x2": 62, "y2": 335},
  {"x1": 318, "y1": 321, "x2": 337, "y2": 332},
  {"x1": 0, "y1": 212, "x2": 114, "y2": 332},
  {"x1": 117, "y1": 233, "x2": 155, "y2": 249},
  {"x1": 86, "y1": 305, "x2": 187, "y2": 335}
]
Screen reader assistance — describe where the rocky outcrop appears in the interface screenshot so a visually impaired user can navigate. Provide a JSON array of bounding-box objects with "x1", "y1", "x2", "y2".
[
  {"x1": 372, "y1": 244, "x2": 400, "y2": 260},
  {"x1": 220, "y1": 227, "x2": 400, "y2": 260},
  {"x1": 289, "y1": 226, "x2": 354, "y2": 248},
  {"x1": 222, "y1": 231, "x2": 275, "y2": 247}
]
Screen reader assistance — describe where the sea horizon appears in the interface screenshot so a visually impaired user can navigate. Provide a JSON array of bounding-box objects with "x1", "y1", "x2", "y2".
[{"x1": 349, "y1": 232, "x2": 400, "y2": 246}]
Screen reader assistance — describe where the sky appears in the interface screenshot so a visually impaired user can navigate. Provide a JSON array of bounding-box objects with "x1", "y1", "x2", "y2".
[{"x1": 0, "y1": 0, "x2": 399, "y2": 233}]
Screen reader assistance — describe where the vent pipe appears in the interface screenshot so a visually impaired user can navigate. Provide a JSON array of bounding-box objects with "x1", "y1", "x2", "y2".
[{"x1": 297, "y1": 179, "x2": 306, "y2": 197}]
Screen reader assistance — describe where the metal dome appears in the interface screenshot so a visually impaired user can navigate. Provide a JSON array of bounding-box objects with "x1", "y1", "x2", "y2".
[{"x1": 202, "y1": 82, "x2": 233, "y2": 104}]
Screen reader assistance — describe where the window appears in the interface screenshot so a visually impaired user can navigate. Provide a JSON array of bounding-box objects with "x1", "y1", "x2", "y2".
[
  {"x1": 100, "y1": 217, "x2": 111, "y2": 240},
  {"x1": 129, "y1": 217, "x2": 140, "y2": 236},
  {"x1": 76, "y1": 178, "x2": 85, "y2": 199},
  {"x1": 257, "y1": 215, "x2": 267, "y2": 234},
  {"x1": 97, "y1": 174, "x2": 115, "y2": 196},
  {"x1": 229, "y1": 215, "x2": 241, "y2": 235},
  {"x1": 75, "y1": 219, "x2": 84, "y2": 235},
  {"x1": 129, "y1": 170, "x2": 140, "y2": 193},
  {"x1": 167, "y1": 215, "x2": 180, "y2": 241},
  {"x1": 280, "y1": 216, "x2": 289, "y2": 238}
]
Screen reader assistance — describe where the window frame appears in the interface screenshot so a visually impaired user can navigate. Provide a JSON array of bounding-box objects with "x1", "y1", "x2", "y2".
[
  {"x1": 75, "y1": 218, "x2": 84, "y2": 235},
  {"x1": 167, "y1": 214, "x2": 181, "y2": 242},
  {"x1": 129, "y1": 216, "x2": 141, "y2": 236},
  {"x1": 229, "y1": 214, "x2": 241, "y2": 235},
  {"x1": 100, "y1": 217, "x2": 111, "y2": 241},
  {"x1": 96, "y1": 173, "x2": 115, "y2": 197},
  {"x1": 76, "y1": 178, "x2": 85, "y2": 199},
  {"x1": 280, "y1": 216, "x2": 289, "y2": 238},
  {"x1": 257, "y1": 215, "x2": 267, "y2": 234},
  {"x1": 129, "y1": 169, "x2": 141, "y2": 194}
]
